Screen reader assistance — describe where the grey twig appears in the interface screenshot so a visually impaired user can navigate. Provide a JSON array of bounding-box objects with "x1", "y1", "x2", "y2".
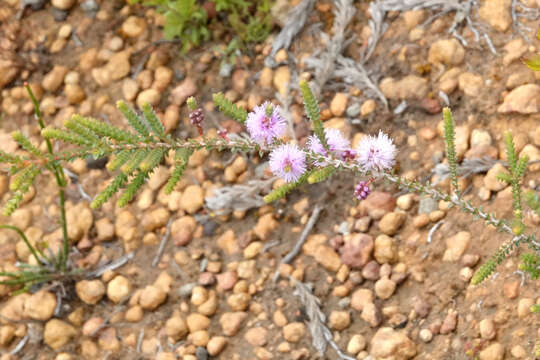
[
  {"x1": 291, "y1": 278, "x2": 355, "y2": 360},
  {"x1": 152, "y1": 218, "x2": 173, "y2": 267},
  {"x1": 273, "y1": 205, "x2": 323, "y2": 282},
  {"x1": 10, "y1": 334, "x2": 29, "y2": 355},
  {"x1": 136, "y1": 328, "x2": 145, "y2": 353},
  {"x1": 205, "y1": 178, "x2": 275, "y2": 215},
  {"x1": 427, "y1": 220, "x2": 444, "y2": 243},
  {"x1": 88, "y1": 252, "x2": 135, "y2": 278},
  {"x1": 266, "y1": 0, "x2": 315, "y2": 67}
]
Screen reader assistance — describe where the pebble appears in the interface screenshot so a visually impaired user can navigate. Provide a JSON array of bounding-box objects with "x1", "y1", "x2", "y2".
[
  {"x1": 428, "y1": 38, "x2": 465, "y2": 65},
  {"x1": 478, "y1": 0, "x2": 512, "y2": 32},
  {"x1": 166, "y1": 316, "x2": 188, "y2": 340},
  {"x1": 44, "y1": 319, "x2": 77, "y2": 350},
  {"x1": 122, "y1": 78, "x2": 139, "y2": 101},
  {"x1": 378, "y1": 212, "x2": 406, "y2": 235},
  {"x1": 379, "y1": 75, "x2": 428, "y2": 100},
  {"x1": 190, "y1": 286, "x2": 208, "y2": 306},
  {"x1": 170, "y1": 77, "x2": 197, "y2": 105},
  {"x1": 484, "y1": 163, "x2": 509, "y2": 191},
  {"x1": 440, "y1": 310, "x2": 458, "y2": 334},
  {"x1": 503, "y1": 280, "x2": 519, "y2": 299},
  {"x1": 283, "y1": 322, "x2": 306, "y2": 343},
  {"x1": 362, "y1": 192, "x2": 396, "y2": 219},
  {"x1": 347, "y1": 334, "x2": 366, "y2": 354},
  {"x1": 520, "y1": 144, "x2": 540, "y2": 171},
  {"x1": 328, "y1": 311, "x2": 351, "y2": 330},
  {"x1": 517, "y1": 298, "x2": 533, "y2": 318},
  {"x1": 216, "y1": 271, "x2": 238, "y2": 291},
  {"x1": 139, "y1": 285, "x2": 167, "y2": 310},
  {"x1": 23, "y1": 290, "x2": 56, "y2": 321},
  {"x1": 374, "y1": 235, "x2": 397, "y2": 264},
  {"x1": 510, "y1": 345, "x2": 527, "y2": 358},
  {"x1": 51, "y1": 0, "x2": 75, "y2": 10},
  {"x1": 244, "y1": 327, "x2": 268, "y2": 346},
  {"x1": 458, "y1": 72, "x2": 483, "y2": 97},
  {"x1": 207, "y1": 336, "x2": 227, "y2": 356},
  {"x1": 273, "y1": 66, "x2": 290, "y2": 96},
  {"x1": 180, "y1": 185, "x2": 204, "y2": 214},
  {"x1": 75, "y1": 280, "x2": 105, "y2": 305},
  {"x1": 442, "y1": 231, "x2": 471, "y2": 262},
  {"x1": 107, "y1": 275, "x2": 131, "y2": 304},
  {"x1": 187, "y1": 313, "x2": 210, "y2": 333},
  {"x1": 42, "y1": 65, "x2": 68, "y2": 92},
  {"x1": 359, "y1": 302, "x2": 381, "y2": 327},
  {"x1": 478, "y1": 343, "x2": 505, "y2": 360},
  {"x1": 346, "y1": 102, "x2": 362, "y2": 117},
  {"x1": 374, "y1": 277, "x2": 396, "y2": 299},
  {"x1": 125, "y1": 305, "x2": 143, "y2": 322},
  {"x1": 330, "y1": 93, "x2": 348, "y2": 116},
  {"x1": 122, "y1": 16, "x2": 147, "y2": 37},
  {"x1": 370, "y1": 327, "x2": 416, "y2": 359},
  {"x1": 498, "y1": 84, "x2": 540, "y2": 114},
  {"x1": 136, "y1": 89, "x2": 160, "y2": 108},
  {"x1": 253, "y1": 213, "x2": 278, "y2": 240},
  {"x1": 314, "y1": 245, "x2": 342, "y2": 272},
  {"x1": 479, "y1": 318, "x2": 496, "y2": 340},
  {"x1": 419, "y1": 329, "x2": 432, "y2": 342},
  {"x1": 339, "y1": 233, "x2": 373, "y2": 268},
  {"x1": 350, "y1": 288, "x2": 374, "y2": 311},
  {"x1": 227, "y1": 293, "x2": 250, "y2": 311},
  {"x1": 220, "y1": 312, "x2": 247, "y2": 336}
]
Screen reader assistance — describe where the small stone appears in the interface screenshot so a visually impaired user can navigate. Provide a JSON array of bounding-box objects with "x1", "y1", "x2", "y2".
[
  {"x1": 244, "y1": 241, "x2": 263, "y2": 259},
  {"x1": 95, "y1": 217, "x2": 114, "y2": 242},
  {"x1": 153, "y1": 66, "x2": 173, "y2": 92},
  {"x1": 139, "y1": 285, "x2": 167, "y2": 310},
  {"x1": 458, "y1": 72, "x2": 483, "y2": 97},
  {"x1": 107, "y1": 275, "x2": 131, "y2": 304},
  {"x1": 370, "y1": 327, "x2": 416, "y2": 359},
  {"x1": 244, "y1": 327, "x2": 268, "y2": 346},
  {"x1": 362, "y1": 260, "x2": 380, "y2": 280},
  {"x1": 503, "y1": 280, "x2": 520, "y2": 299},
  {"x1": 136, "y1": 89, "x2": 160, "y2": 108},
  {"x1": 0, "y1": 325, "x2": 15, "y2": 347},
  {"x1": 125, "y1": 305, "x2": 143, "y2": 322},
  {"x1": 216, "y1": 271, "x2": 237, "y2": 291},
  {"x1": 413, "y1": 214, "x2": 430, "y2": 228},
  {"x1": 76, "y1": 280, "x2": 105, "y2": 305},
  {"x1": 374, "y1": 235, "x2": 397, "y2": 264},
  {"x1": 479, "y1": 318, "x2": 496, "y2": 340},
  {"x1": 165, "y1": 316, "x2": 188, "y2": 340},
  {"x1": 347, "y1": 334, "x2": 366, "y2": 354},
  {"x1": 428, "y1": 39, "x2": 465, "y2": 65},
  {"x1": 479, "y1": 343, "x2": 505, "y2": 360},
  {"x1": 396, "y1": 194, "x2": 414, "y2": 210},
  {"x1": 51, "y1": 0, "x2": 75, "y2": 10},
  {"x1": 207, "y1": 336, "x2": 227, "y2": 356},
  {"x1": 186, "y1": 313, "x2": 210, "y2": 333},
  {"x1": 362, "y1": 191, "x2": 396, "y2": 219},
  {"x1": 517, "y1": 298, "x2": 533, "y2": 318},
  {"x1": 419, "y1": 329, "x2": 432, "y2": 342},
  {"x1": 170, "y1": 78, "x2": 197, "y2": 105},
  {"x1": 283, "y1": 322, "x2": 306, "y2": 343},
  {"x1": 106, "y1": 51, "x2": 131, "y2": 81},
  {"x1": 329, "y1": 311, "x2": 351, "y2": 331},
  {"x1": 273, "y1": 66, "x2": 290, "y2": 96},
  {"x1": 314, "y1": 245, "x2": 342, "y2": 272},
  {"x1": 378, "y1": 212, "x2": 406, "y2": 235},
  {"x1": 351, "y1": 288, "x2": 374, "y2": 311},
  {"x1": 339, "y1": 233, "x2": 373, "y2": 268},
  {"x1": 227, "y1": 293, "x2": 250, "y2": 311},
  {"x1": 440, "y1": 310, "x2": 458, "y2": 334},
  {"x1": 360, "y1": 99, "x2": 376, "y2": 116},
  {"x1": 459, "y1": 267, "x2": 473, "y2": 282},
  {"x1": 374, "y1": 278, "x2": 396, "y2": 299},
  {"x1": 24, "y1": 290, "x2": 56, "y2": 321},
  {"x1": 220, "y1": 312, "x2": 248, "y2": 336},
  {"x1": 484, "y1": 163, "x2": 509, "y2": 191},
  {"x1": 330, "y1": 93, "x2": 348, "y2": 117},
  {"x1": 520, "y1": 144, "x2": 540, "y2": 171},
  {"x1": 510, "y1": 345, "x2": 527, "y2": 358},
  {"x1": 122, "y1": 16, "x2": 147, "y2": 37},
  {"x1": 498, "y1": 84, "x2": 540, "y2": 114},
  {"x1": 179, "y1": 185, "x2": 204, "y2": 214},
  {"x1": 189, "y1": 330, "x2": 209, "y2": 347},
  {"x1": 259, "y1": 67, "x2": 273, "y2": 87},
  {"x1": 253, "y1": 213, "x2": 278, "y2": 240},
  {"x1": 478, "y1": 0, "x2": 512, "y2": 32},
  {"x1": 42, "y1": 65, "x2": 68, "y2": 92},
  {"x1": 44, "y1": 319, "x2": 77, "y2": 350},
  {"x1": 442, "y1": 231, "x2": 471, "y2": 262},
  {"x1": 379, "y1": 75, "x2": 428, "y2": 100},
  {"x1": 122, "y1": 78, "x2": 139, "y2": 101},
  {"x1": 361, "y1": 302, "x2": 382, "y2": 327}
]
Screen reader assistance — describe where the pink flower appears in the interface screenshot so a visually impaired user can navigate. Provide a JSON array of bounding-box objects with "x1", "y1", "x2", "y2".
[
  {"x1": 246, "y1": 102, "x2": 286, "y2": 145},
  {"x1": 269, "y1": 144, "x2": 306, "y2": 183},
  {"x1": 307, "y1": 128, "x2": 351, "y2": 164},
  {"x1": 356, "y1": 131, "x2": 396, "y2": 172}
]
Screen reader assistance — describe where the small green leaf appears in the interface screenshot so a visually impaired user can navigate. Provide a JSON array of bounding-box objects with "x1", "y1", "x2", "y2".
[{"x1": 524, "y1": 54, "x2": 540, "y2": 71}]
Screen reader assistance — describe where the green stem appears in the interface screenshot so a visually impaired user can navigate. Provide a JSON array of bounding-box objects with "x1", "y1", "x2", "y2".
[
  {"x1": 26, "y1": 84, "x2": 69, "y2": 271},
  {"x1": 0, "y1": 225, "x2": 49, "y2": 265}
]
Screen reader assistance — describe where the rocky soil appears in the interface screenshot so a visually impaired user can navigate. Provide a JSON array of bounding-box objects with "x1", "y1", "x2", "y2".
[{"x1": 0, "y1": 0, "x2": 539, "y2": 359}]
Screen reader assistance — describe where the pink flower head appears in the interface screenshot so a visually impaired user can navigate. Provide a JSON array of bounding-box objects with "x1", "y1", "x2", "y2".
[
  {"x1": 356, "y1": 131, "x2": 396, "y2": 172},
  {"x1": 246, "y1": 102, "x2": 286, "y2": 145},
  {"x1": 307, "y1": 128, "x2": 351, "y2": 164},
  {"x1": 354, "y1": 181, "x2": 371, "y2": 200},
  {"x1": 269, "y1": 144, "x2": 306, "y2": 183}
]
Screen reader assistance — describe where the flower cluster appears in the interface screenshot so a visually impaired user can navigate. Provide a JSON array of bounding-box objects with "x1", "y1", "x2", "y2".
[{"x1": 241, "y1": 103, "x2": 397, "y2": 200}]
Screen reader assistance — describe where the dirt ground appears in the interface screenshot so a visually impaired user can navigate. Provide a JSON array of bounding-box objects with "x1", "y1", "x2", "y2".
[{"x1": 0, "y1": 0, "x2": 539, "y2": 359}]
